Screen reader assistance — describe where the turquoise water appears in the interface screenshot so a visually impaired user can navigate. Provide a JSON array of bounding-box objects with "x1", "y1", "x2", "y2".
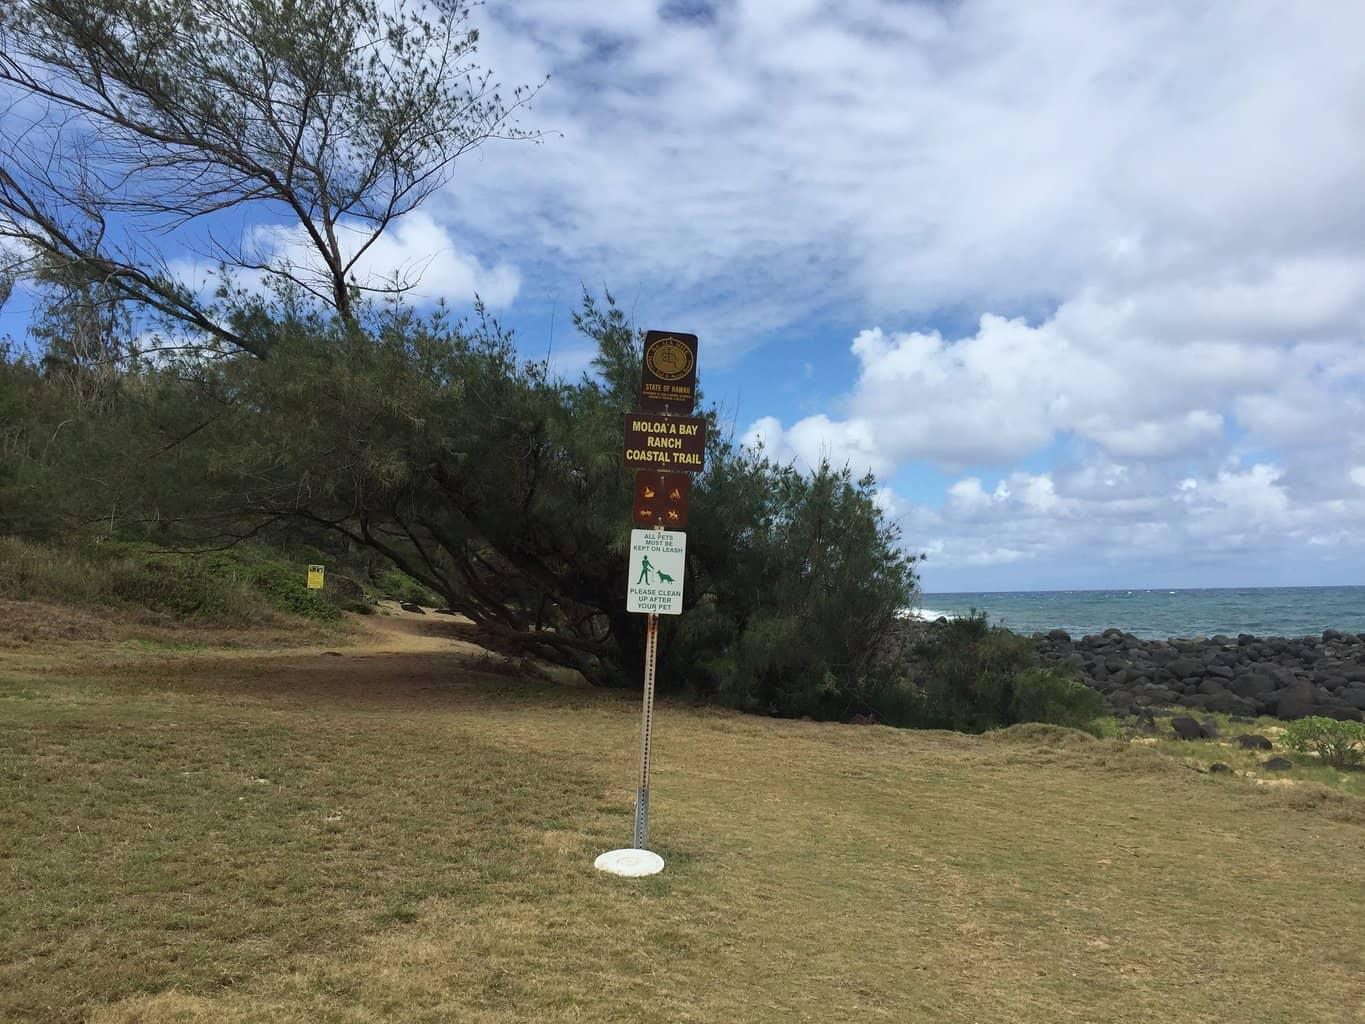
[{"x1": 916, "y1": 587, "x2": 1365, "y2": 640}]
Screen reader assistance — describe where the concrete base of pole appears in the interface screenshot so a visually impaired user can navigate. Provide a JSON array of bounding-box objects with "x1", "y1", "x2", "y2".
[{"x1": 594, "y1": 848, "x2": 665, "y2": 877}]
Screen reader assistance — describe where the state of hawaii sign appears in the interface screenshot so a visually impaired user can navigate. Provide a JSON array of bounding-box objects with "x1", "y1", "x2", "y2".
[{"x1": 639, "y1": 330, "x2": 698, "y2": 414}]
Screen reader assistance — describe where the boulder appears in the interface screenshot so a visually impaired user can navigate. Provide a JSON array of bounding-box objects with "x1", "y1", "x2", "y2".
[
  {"x1": 1274, "y1": 682, "x2": 1317, "y2": 720},
  {"x1": 1235, "y1": 734, "x2": 1273, "y2": 751},
  {"x1": 1231, "y1": 673, "x2": 1277, "y2": 699},
  {"x1": 1170, "y1": 716, "x2": 1203, "y2": 740},
  {"x1": 399, "y1": 602, "x2": 427, "y2": 614},
  {"x1": 1208, "y1": 762, "x2": 1233, "y2": 774},
  {"x1": 1263, "y1": 756, "x2": 1293, "y2": 771},
  {"x1": 1204, "y1": 692, "x2": 1256, "y2": 717},
  {"x1": 1322, "y1": 706, "x2": 1365, "y2": 723},
  {"x1": 1198, "y1": 718, "x2": 1220, "y2": 739},
  {"x1": 1168, "y1": 657, "x2": 1205, "y2": 679}
]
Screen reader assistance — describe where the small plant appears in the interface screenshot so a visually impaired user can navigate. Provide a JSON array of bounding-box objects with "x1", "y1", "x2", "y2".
[{"x1": 1281, "y1": 717, "x2": 1365, "y2": 769}]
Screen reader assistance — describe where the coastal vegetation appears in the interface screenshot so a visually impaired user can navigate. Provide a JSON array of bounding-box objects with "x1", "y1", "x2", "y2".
[{"x1": 1282, "y1": 717, "x2": 1365, "y2": 769}]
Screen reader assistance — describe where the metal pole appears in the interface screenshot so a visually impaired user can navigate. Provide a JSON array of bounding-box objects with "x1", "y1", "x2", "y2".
[{"x1": 633, "y1": 610, "x2": 660, "y2": 849}]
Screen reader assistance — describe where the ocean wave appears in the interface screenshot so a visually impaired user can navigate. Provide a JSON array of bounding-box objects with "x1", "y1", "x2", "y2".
[{"x1": 902, "y1": 607, "x2": 958, "y2": 621}]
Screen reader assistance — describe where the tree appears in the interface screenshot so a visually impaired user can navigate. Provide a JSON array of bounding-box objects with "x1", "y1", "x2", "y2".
[
  {"x1": 0, "y1": 0, "x2": 538, "y2": 357},
  {"x1": 41, "y1": 291, "x2": 915, "y2": 695}
]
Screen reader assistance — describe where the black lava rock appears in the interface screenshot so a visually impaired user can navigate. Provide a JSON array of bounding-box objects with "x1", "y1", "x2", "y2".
[
  {"x1": 1235, "y1": 734, "x2": 1273, "y2": 751},
  {"x1": 1170, "y1": 716, "x2": 1204, "y2": 740}
]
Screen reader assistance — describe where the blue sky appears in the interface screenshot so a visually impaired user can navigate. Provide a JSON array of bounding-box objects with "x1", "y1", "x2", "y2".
[{"x1": 4, "y1": 0, "x2": 1365, "y2": 592}]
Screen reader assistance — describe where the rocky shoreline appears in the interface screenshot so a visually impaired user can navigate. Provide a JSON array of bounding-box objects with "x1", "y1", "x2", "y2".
[{"x1": 1034, "y1": 628, "x2": 1365, "y2": 721}]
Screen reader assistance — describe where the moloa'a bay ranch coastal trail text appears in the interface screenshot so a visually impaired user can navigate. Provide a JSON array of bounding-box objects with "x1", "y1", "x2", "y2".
[
  {"x1": 596, "y1": 330, "x2": 703, "y2": 878},
  {"x1": 622, "y1": 414, "x2": 707, "y2": 471}
]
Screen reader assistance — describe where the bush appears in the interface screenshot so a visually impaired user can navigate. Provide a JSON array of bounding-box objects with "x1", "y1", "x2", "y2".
[
  {"x1": 881, "y1": 612, "x2": 1103, "y2": 733},
  {"x1": 107, "y1": 558, "x2": 255, "y2": 620},
  {"x1": 1281, "y1": 717, "x2": 1365, "y2": 769},
  {"x1": 375, "y1": 568, "x2": 442, "y2": 607},
  {"x1": 1010, "y1": 668, "x2": 1106, "y2": 731},
  {"x1": 0, "y1": 536, "x2": 346, "y2": 623}
]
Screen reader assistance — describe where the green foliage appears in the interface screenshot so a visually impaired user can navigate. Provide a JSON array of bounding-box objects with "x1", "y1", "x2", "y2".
[
  {"x1": 2, "y1": 291, "x2": 921, "y2": 716},
  {"x1": 0, "y1": 536, "x2": 344, "y2": 624},
  {"x1": 886, "y1": 612, "x2": 1103, "y2": 732},
  {"x1": 1281, "y1": 717, "x2": 1365, "y2": 769},
  {"x1": 376, "y1": 569, "x2": 442, "y2": 607}
]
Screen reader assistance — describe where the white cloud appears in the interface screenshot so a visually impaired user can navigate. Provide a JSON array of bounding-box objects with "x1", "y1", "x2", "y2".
[
  {"x1": 279, "y1": 1, "x2": 1365, "y2": 586},
  {"x1": 450, "y1": 1, "x2": 1365, "y2": 358},
  {"x1": 165, "y1": 212, "x2": 520, "y2": 312},
  {"x1": 245, "y1": 212, "x2": 521, "y2": 308},
  {"x1": 909, "y1": 458, "x2": 1365, "y2": 582}
]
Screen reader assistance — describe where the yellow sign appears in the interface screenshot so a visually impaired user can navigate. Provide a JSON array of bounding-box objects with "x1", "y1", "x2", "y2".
[{"x1": 306, "y1": 564, "x2": 325, "y2": 590}]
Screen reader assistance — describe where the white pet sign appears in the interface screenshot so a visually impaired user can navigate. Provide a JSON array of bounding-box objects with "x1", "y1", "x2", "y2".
[{"x1": 626, "y1": 529, "x2": 686, "y2": 615}]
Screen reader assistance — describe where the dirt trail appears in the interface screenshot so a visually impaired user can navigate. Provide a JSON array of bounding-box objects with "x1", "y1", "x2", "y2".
[{"x1": 0, "y1": 602, "x2": 527, "y2": 697}]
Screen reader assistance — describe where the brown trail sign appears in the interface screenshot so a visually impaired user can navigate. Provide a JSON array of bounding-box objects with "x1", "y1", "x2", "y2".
[{"x1": 623, "y1": 414, "x2": 706, "y2": 472}]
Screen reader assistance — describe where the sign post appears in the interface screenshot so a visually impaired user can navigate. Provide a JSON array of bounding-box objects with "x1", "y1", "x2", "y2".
[
  {"x1": 595, "y1": 331, "x2": 701, "y2": 880},
  {"x1": 634, "y1": 608, "x2": 659, "y2": 850}
]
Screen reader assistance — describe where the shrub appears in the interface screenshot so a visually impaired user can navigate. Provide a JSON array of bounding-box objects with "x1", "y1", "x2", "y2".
[
  {"x1": 882, "y1": 611, "x2": 1103, "y2": 733},
  {"x1": 375, "y1": 568, "x2": 442, "y2": 608},
  {"x1": 107, "y1": 558, "x2": 254, "y2": 620},
  {"x1": 1281, "y1": 717, "x2": 1365, "y2": 769},
  {"x1": 1010, "y1": 668, "x2": 1106, "y2": 731},
  {"x1": 0, "y1": 536, "x2": 346, "y2": 624}
]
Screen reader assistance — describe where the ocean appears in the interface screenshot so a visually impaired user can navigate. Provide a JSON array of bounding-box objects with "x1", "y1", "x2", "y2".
[{"x1": 915, "y1": 586, "x2": 1365, "y2": 640}]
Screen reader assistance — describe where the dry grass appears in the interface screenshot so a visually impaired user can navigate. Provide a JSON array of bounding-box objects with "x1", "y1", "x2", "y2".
[
  {"x1": 1128, "y1": 715, "x2": 1365, "y2": 800},
  {"x1": 2, "y1": 612, "x2": 1363, "y2": 1023}
]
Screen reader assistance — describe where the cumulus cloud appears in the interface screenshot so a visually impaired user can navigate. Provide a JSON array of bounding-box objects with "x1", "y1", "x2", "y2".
[
  {"x1": 244, "y1": 212, "x2": 521, "y2": 308},
  {"x1": 903, "y1": 459, "x2": 1365, "y2": 587},
  {"x1": 165, "y1": 212, "x2": 520, "y2": 312},
  {"x1": 451, "y1": 0, "x2": 1365, "y2": 358},
  {"x1": 744, "y1": 261, "x2": 1365, "y2": 478}
]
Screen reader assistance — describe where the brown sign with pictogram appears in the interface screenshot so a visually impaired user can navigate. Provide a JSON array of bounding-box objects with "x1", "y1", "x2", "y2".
[
  {"x1": 633, "y1": 471, "x2": 690, "y2": 528},
  {"x1": 639, "y1": 330, "x2": 698, "y2": 414}
]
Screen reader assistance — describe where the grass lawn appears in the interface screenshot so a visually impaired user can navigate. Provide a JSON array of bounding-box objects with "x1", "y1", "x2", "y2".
[{"x1": 2, "y1": 609, "x2": 1363, "y2": 1023}]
